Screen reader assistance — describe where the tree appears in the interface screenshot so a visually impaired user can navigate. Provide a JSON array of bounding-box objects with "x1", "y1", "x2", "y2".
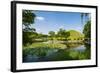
[
  {"x1": 81, "y1": 13, "x2": 90, "y2": 25},
  {"x1": 22, "y1": 10, "x2": 36, "y2": 32},
  {"x1": 23, "y1": 32, "x2": 37, "y2": 45},
  {"x1": 22, "y1": 10, "x2": 36, "y2": 45},
  {"x1": 83, "y1": 21, "x2": 91, "y2": 38},
  {"x1": 23, "y1": 10, "x2": 36, "y2": 27},
  {"x1": 49, "y1": 31, "x2": 55, "y2": 37},
  {"x1": 48, "y1": 31, "x2": 55, "y2": 43},
  {"x1": 57, "y1": 28, "x2": 69, "y2": 40},
  {"x1": 36, "y1": 33, "x2": 48, "y2": 41}
]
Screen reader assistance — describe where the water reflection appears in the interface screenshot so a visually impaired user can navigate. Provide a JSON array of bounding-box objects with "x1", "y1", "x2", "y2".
[{"x1": 23, "y1": 43, "x2": 91, "y2": 63}]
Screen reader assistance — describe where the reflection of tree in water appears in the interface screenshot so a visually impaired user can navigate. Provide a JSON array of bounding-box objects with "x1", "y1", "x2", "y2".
[
  {"x1": 64, "y1": 43, "x2": 84, "y2": 49},
  {"x1": 84, "y1": 43, "x2": 91, "y2": 59}
]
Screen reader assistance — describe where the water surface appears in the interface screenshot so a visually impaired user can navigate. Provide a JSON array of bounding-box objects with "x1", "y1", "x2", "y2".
[{"x1": 23, "y1": 43, "x2": 90, "y2": 63}]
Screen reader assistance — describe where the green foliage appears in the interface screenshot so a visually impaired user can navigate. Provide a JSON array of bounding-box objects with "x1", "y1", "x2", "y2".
[
  {"x1": 69, "y1": 51, "x2": 79, "y2": 59},
  {"x1": 22, "y1": 10, "x2": 36, "y2": 26},
  {"x1": 23, "y1": 32, "x2": 38, "y2": 45},
  {"x1": 22, "y1": 10, "x2": 36, "y2": 45},
  {"x1": 23, "y1": 42, "x2": 90, "y2": 62},
  {"x1": 57, "y1": 28, "x2": 66, "y2": 36},
  {"x1": 57, "y1": 28, "x2": 69, "y2": 37},
  {"x1": 23, "y1": 43, "x2": 67, "y2": 58},
  {"x1": 83, "y1": 21, "x2": 91, "y2": 38},
  {"x1": 48, "y1": 31, "x2": 55, "y2": 42},
  {"x1": 48, "y1": 31, "x2": 55, "y2": 37},
  {"x1": 56, "y1": 28, "x2": 70, "y2": 40}
]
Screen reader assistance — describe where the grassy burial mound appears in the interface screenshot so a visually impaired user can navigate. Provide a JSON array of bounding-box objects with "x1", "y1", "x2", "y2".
[{"x1": 66, "y1": 30, "x2": 84, "y2": 42}]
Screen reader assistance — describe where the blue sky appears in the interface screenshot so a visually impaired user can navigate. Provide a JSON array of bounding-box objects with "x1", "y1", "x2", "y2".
[{"x1": 31, "y1": 10, "x2": 89, "y2": 34}]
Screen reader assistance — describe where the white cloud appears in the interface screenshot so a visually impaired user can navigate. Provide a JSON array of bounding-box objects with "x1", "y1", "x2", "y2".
[
  {"x1": 36, "y1": 16, "x2": 45, "y2": 21},
  {"x1": 59, "y1": 26, "x2": 64, "y2": 28}
]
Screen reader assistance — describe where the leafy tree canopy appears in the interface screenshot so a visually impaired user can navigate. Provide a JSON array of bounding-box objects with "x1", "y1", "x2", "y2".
[
  {"x1": 57, "y1": 28, "x2": 70, "y2": 37},
  {"x1": 83, "y1": 21, "x2": 91, "y2": 38},
  {"x1": 49, "y1": 31, "x2": 55, "y2": 37},
  {"x1": 22, "y1": 10, "x2": 36, "y2": 26}
]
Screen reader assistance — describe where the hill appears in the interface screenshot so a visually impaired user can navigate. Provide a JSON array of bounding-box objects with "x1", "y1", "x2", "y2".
[{"x1": 66, "y1": 30, "x2": 84, "y2": 41}]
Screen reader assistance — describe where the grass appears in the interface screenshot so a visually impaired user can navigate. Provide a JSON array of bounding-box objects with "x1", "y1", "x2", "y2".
[
  {"x1": 66, "y1": 30, "x2": 84, "y2": 40},
  {"x1": 23, "y1": 43, "x2": 67, "y2": 49}
]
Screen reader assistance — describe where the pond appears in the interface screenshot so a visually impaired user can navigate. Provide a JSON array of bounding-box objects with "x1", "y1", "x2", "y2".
[{"x1": 23, "y1": 42, "x2": 91, "y2": 63}]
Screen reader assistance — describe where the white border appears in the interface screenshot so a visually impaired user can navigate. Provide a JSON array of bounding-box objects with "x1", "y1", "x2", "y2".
[{"x1": 16, "y1": 4, "x2": 96, "y2": 70}]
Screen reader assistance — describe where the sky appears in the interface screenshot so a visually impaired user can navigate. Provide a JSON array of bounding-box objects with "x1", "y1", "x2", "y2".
[{"x1": 31, "y1": 10, "x2": 89, "y2": 34}]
